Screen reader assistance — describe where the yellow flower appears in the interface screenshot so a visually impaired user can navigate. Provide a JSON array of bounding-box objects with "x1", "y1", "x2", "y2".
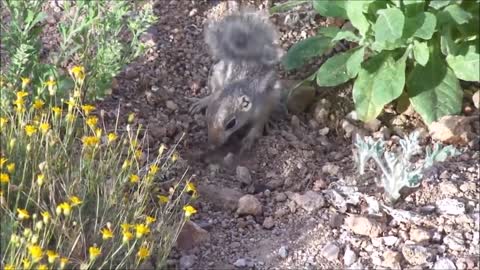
[
  {"x1": 4, "y1": 264, "x2": 14, "y2": 270},
  {"x1": 85, "y1": 116, "x2": 98, "y2": 128},
  {"x1": 71, "y1": 65, "x2": 85, "y2": 80},
  {"x1": 38, "y1": 264, "x2": 48, "y2": 270},
  {"x1": 16, "y1": 90, "x2": 29, "y2": 99},
  {"x1": 158, "y1": 195, "x2": 169, "y2": 204},
  {"x1": 121, "y1": 159, "x2": 132, "y2": 170},
  {"x1": 135, "y1": 149, "x2": 143, "y2": 159},
  {"x1": 69, "y1": 196, "x2": 83, "y2": 206},
  {"x1": 120, "y1": 223, "x2": 132, "y2": 232},
  {"x1": 107, "y1": 132, "x2": 117, "y2": 143},
  {"x1": 39, "y1": 122, "x2": 50, "y2": 134},
  {"x1": 65, "y1": 113, "x2": 75, "y2": 123},
  {"x1": 186, "y1": 182, "x2": 196, "y2": 193},
  {"x1": 28, "y1": 244, "x2": 43, "y2": 262},
  {"x1": 0, "y1": 173, "x2": 10, "y2": 183},
  {"x1": 6, "y1": 163, "x2": 15, "y2": 173},
  {"x1": 137, "y1": 246, "x2": 150, "y2": 261},
  {"x1": 101, "y1": 227, "x2": 114, "y2": 240},
  {"x1": 47, "y1": 250, "x2": 59, "y2": 264},
  {"x1": 82, "y1": 136, "x2": 100, "y2": 147},
  {"x1": 130, "y1": 174, "x2": 140, "y2": 183},
  {"x1": 33, "y1": 99, "x2": 45, "y2": 110},
  {"x1": 0, "y1": 117, "x2": 8, "y2": 129},
  {"x1": 122, "y1": 231, "x2": 134, "y2": 244},
  {"x1": 51, "y1": 106, "x2": 61, "y2": 117},
  {"x1": 56, "y1": 202, "x2": 71, "y2": 216},
  {"x1": 59, "y1": 257, "x2": 68, "y2": 269},
  {"x1": 171, "y1": 152, "x2": 179, "y2": 162},
  {"x1": 0, "y1": 157, "x2": 7, "y2": 167},
  {"x1": 95, "y1": 128, "x2": 102, "y2": 138},
  {"x1": 183, "y1": 205, "x2": 197, "y2": 217},
  {"x1": 21, "y1": 77, "x2": 31, "y2": 88},
  {"x1": 158, "y1": 144, "x2": 167, "y2": 156},
  {"x1": 17, "y1": 208, "x2": 30, "y2": 220},
  {"x1": 81, "y1": 105, "x2": 95, "y2": 116},
  {"x1": 145, "y1": 216, "x2": 156, "y2": 225},
  {"x1": 44, "y1": 79, "x2": 56, "y2": 87},
  {"x1": 41, "y1": 211, "x2": 51, "y2": 224},
  {"x1": 135, "y1": 224, "x2": 150, "y2": 238},
  {"x1": 88, "y1": 246, "x2": 101, "y2": 261},
  {"x1": 25, "y1": 124, "x2": 37, "y2": 136},
  {"x1": 22, "y1": 258, "x2": 31, "y2": 268},
  {"x1": 37, "y1": 174, "x2": 45, "y2": 186},
  {"x1": 127, "y1": 112, "x2": 135, "y2": 123},
  {"x1": 148, "y1": 164, "x2": 159, "y2": 175}
]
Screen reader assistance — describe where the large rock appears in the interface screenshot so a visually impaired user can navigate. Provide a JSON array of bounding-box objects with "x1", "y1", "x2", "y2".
[
  {"x1": 402, "y1": 244, "x2": 433, "y2": 265},
  {"x1": 237, "y1": 195, "x2": 262, "y2": 216},
  {"x1": 344, "y1": 215, "x2": 384, "y2": 237},
  {"x1": 429, "y1": 115, "x2": 475, "y2": 146},
  {"x1": 176, "y1": 221, "x2": 210, "y2": 251},
  {"x1": 198, "y1": 184, "x2": 243, "y2": 211},
  {"x1": 287, "y1": 191, "x2": 325, "y2": 213}
]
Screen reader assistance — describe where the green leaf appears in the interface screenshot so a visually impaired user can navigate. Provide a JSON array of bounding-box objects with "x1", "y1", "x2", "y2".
[
  {"x1": 407, "y1": 48, "x2": 462, "y2": 124},
  {"x1": 270, "y1": 0, "x2": 309, "y2": 13},
  {"x1": 317, "y1": 26, "x2": 341, "y2": 38},
  {"x1": 429, "y1": 0, "x2": 455, "y2": 10},
  {"x1": 345, "y1": 1, "x2": 371, "y2": 37},
  {"x1": 446, "y1": 52, "x2": 480, "y2": 81},
  {"x1": 404, "y1": 0, "x2": 425, "y2": 17},
  {"x1": 413, "y1": 12, "x2": 437, "y2": 40},
  {"x1": 437, "y1": 4, "x2": 472, "y2": 26},
  {"x1": 316, "y1": 48, "x2": 361, "y2": 87},
  {"x1": 374, "y1": 8, "x2": 405, "y2": 43},
  {"x1": 346, "y1": 46, "x2": 365, "y2": 78},
  {"x1": 413, "y1": 40, "x2": 430, "y2": 66},
  {"x1": 282, "y1": 36, "x2": 332, "y2": 70},
  {"x1": 353, "y1": 52, "x2": 406, "y2": 122},
  {"x1": 440, "y1": 27, "x2": 457, "y2": 55},
  {"x1": 312, "y1": 0, "x2": 347, "y2": 19},
  {"x1": 331, "y1": 29, "x2": 361, "y2": 43}
]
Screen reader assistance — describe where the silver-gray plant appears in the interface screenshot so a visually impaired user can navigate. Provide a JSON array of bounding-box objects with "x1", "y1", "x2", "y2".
[{"x1": 354, "y1": 131, "x2": 460, "y2": 203}]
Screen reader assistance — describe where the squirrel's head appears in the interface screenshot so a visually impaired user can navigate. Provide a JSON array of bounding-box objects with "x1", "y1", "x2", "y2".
[{"x1": 205, "y1": 83, "x2": 254, "y2": 148}]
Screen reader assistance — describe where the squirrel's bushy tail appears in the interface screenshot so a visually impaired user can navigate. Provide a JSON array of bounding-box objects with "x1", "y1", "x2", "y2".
[{"x1": 205, "y1": 10, "x2": 283, "y2": 66}]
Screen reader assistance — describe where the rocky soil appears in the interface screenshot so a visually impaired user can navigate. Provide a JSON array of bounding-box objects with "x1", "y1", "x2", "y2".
[{"x1": 3, "y1": 0, "x2": 480, "y2": 269}]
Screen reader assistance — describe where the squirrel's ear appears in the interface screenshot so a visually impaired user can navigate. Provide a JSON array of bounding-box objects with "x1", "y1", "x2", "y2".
[{"x1": 258, "y1": 70, "x2": 277, "y2": 93}]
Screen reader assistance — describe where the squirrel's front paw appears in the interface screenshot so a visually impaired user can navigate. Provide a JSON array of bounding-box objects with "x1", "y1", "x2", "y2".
[{"x1": 188, "y1": 96, "x2": 211, "y2": 115}]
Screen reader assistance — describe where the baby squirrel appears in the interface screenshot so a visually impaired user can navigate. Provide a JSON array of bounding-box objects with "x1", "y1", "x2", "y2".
[{"x1": 190, "y1": 9, "x2": 284, "y2": 153}]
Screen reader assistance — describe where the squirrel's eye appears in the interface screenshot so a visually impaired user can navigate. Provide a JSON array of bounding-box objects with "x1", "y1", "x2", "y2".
[{"x1": 225, "y1": 118, "x2": 236, "y2": 130}]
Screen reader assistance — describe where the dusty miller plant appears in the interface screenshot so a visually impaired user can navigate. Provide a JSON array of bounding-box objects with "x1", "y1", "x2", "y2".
[{"x1": 354, "y1": 131, "x2": 460, "y2": 203}]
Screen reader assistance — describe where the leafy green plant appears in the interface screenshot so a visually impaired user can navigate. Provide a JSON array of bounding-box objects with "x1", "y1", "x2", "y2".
[
  {"x1": 1, "y1": 0, "x2": 157, "y2": 102},
  {"x1": 274, "y1": 0, "x2": 479, "y2": 124},
  {"x1": 354, "y1": 131, "x2": 459, "y2": 203}
]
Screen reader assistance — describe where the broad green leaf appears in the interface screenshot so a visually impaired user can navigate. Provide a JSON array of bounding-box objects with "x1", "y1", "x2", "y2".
[
  {"x1": 312, "y1": 0, "x2": 347, "y2": 19},
  {"x1": 282, "y1": 36, "x2": 331, "y2": 70},
  {"x1": 331, "y1": 30, "x2": 361, "y2": 43},
  {"x1": 413, "y1": 12, "x2": 437, "y2": 39},
  {"x1": 353, "y1": 52, "x2": 406, "y2": 122},
  {"x1": 316, "y1": 49, "x2": 357, "y2": 87},
  {"x1": 437, "y1": 4, "x2": 472, "y2": 26},
  {"x1": 440, "y1": 27, "x2": 457, "y2": 55},
  {"x1": 346, "y1": 46, "x2": 365, "y2": 78},
  {"x1": 374, "y1": 8, "x2": 405, "y2": 43},
  {"x1": 404, "y1": 0, "x2": 425, "y2": 17},
  {"x1": 345, "y1": 1, "x2": 371, "y2": 37},
  {"x1": 413, "y1": 40, "x2": 430, "y2": 66},
  {"x1": 446, "y1": 52, "x2": 480, "y2": 81},
  {"x1": 317, "y1": 26, "x2": 341, "y2": 38},
  {"x1": 407, "y1": 48, "x2": 462, "y2": 124},
  {"x1": 270, "y1": 0, "x2": 309, "y2": 13},
  {"x1": 429, "y1": 0, "x2": 455, "y2": 10}
]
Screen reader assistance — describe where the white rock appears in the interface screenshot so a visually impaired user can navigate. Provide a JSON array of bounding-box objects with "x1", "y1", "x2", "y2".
[
  {"x1": 434, "y1": 257, "x2": 456, "y2": 270},
  {"x1": 436, "y1": 198, "x2": 466, "y2": 215},
  {"x1": 343, "y1": 245, "x2": 357, "y2": 266},
  {"x1": 279, "y1": 246, "x2": 288, "y2": 258},
  {"x1": 179, "y1": 255, "x2": 196, "y2": 269},
  {"x1": 321, "y1": 242, "x2": 340, "y2": 262}
]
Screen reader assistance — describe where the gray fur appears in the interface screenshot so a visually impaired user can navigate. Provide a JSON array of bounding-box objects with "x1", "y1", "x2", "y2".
[{"x1": 190, "y1": 10, "x2": 284, "y2": 152}]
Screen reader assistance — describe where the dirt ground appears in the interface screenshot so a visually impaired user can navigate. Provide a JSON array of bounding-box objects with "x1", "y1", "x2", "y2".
[{"x1": 2, "y1": 0, "x2": 479, "y2": 269}]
